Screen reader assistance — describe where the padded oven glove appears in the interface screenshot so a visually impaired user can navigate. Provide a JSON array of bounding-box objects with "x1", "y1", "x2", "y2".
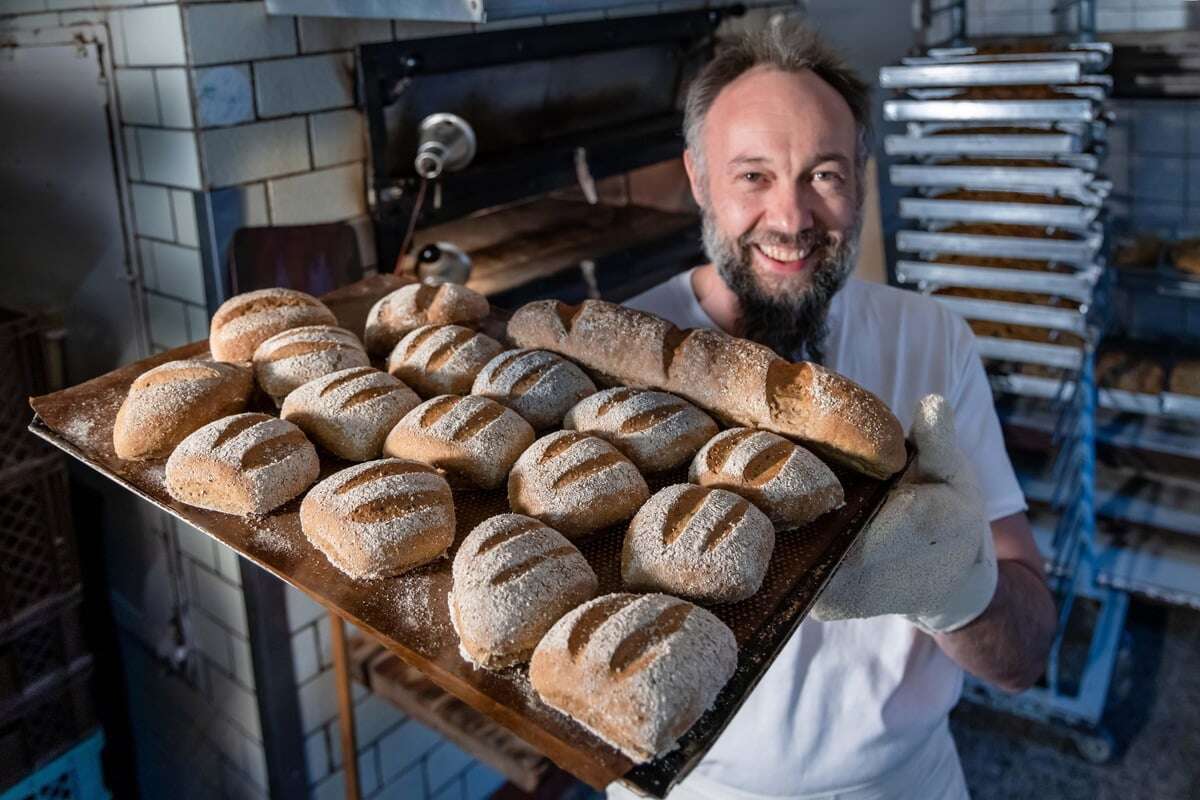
[{"x1": 811, "y1": 394, "x2": 998, "y2": 634}]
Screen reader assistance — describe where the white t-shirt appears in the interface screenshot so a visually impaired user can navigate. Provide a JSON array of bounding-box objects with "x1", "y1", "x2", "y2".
[{"x1": 608, "y1": 269, "x2": 1026, "y2": 800}]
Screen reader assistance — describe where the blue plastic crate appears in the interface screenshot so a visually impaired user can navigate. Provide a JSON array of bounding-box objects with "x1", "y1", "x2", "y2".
[{"x1": 1, "y1": 731, "x2": 106, "y2": 800}]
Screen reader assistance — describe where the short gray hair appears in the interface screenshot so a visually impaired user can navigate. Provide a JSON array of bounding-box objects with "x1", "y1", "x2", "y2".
[{"x1": 683, "y1": 20, "x2": 871, "y2": 190}]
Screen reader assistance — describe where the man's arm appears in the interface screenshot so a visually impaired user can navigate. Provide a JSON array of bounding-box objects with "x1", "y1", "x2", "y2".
[{"x1": 933, "y1": 512, "x2": 1057, "y2": 693}]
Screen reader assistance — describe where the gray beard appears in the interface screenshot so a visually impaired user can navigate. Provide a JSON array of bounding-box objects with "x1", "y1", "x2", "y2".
[{"x1": 700, "y1": 211, "x2": 860, "y2": 365}]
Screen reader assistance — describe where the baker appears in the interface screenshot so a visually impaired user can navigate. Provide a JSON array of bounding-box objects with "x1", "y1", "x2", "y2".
[{"x1": 609, "y1": 21, "x2": 1056, "y2": 800}]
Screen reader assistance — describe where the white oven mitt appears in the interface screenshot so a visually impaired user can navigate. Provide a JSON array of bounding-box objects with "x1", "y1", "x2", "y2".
[{"x1": 811, "y1": 394, "x2": 997, "y2": 634}]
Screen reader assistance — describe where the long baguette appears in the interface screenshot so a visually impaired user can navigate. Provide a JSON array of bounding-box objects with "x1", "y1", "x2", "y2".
[{"x1": 506, "y1": 299, "x2": 906, "y2": 478}]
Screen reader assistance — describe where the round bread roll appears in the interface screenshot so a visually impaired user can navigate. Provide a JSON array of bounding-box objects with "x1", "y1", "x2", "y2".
[
  {"x1": 387, "y1": 324, "x2": 506, "y2": 398},
  {"x1": 508, "y1": 431, "x2": 649, "y2": 538},
  {"x1": 622, "y1": 484, "x2": 774, "y2": 603},
  {"x1": 563, "y1": 387, "x2": 718, "y2": 473},
  {"x1": 114, "y1": 360, "x2": 253, "y2": 460},
  {"x1": 280, "y1": 367, "x2": 420, "y2": 461},
  {"x1": 529, "y1": 592, "x2": 738, "y2": 764},
  {"x1": 450, "y1": 514, "x2": 597, "y2": 669},
  {"x1": 383, "y1": 394, "x2": 534, "y2": 489},
  {"x1": 471, "y1": 349, "x2": 597, "y2": 430},
  {"x1": 365, "y1": 282, "x2": 489, "y2": 355},
  {"x1": 689, "y1": 428, "x2": 845, "y2": 530},
  {"x1": 209, "y1": 288, "x2": 337, "y2": 363},
  {"x1": 300, "y1": 459, "x2": 454, "y2": 579},
  {"x1": 253, "y1": 325, "x2": 370, "y2": 404},
  {"x1": 165, "y1": 413, "x2": 319, "y2": 516}
]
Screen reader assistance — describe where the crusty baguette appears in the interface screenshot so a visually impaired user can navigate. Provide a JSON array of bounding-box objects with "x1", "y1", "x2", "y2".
[
  {"x1": 471, "y1": 349, "x2": 597, "y2": 430},
  {"x1": 252, "y1": 325, "x2": 369, "y2": 404},
  {"x1": 365, "y1": 282, "x2": 489, "y2": 355},
  {"x1": 280, "y1": 367, "x2": 420, "y2": 461},
  {"x1": 209, "y1": 288, "x2": 337, "y2": 363},
  {"x1": 113, "y1": 360, "x2": 253, "y2": 460},
  {"x1": 507, "y1": 299, "x2": 906, "y2": 478},
  {"x1": 529, "y1": 592, "x2": 737, "y2": 763}
]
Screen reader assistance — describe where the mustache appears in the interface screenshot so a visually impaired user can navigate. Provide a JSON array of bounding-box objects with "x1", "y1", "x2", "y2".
[{"x1": 740, "y1": 227, "x2": 830, "y2": 251}]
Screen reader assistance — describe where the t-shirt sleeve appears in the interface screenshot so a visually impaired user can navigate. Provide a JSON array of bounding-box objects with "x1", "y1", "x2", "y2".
[{"x1": 948, "y1": 319, "x2": 1028, "y2": 522}]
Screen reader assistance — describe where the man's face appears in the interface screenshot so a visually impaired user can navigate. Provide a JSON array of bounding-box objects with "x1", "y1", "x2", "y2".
[{"x1": 687, "y1": 66, "x2": 863, "y2": 360}]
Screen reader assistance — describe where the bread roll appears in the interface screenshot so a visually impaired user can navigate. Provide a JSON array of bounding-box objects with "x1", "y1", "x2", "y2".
[
  {"x1": 365, "y1": 282, "x2": 489, "y2": 355},
  {"x1": 387, "y1": 324, "x2": 506, "y2": 398},
  {"x1": 253, "y1": 325, "x2": 370, "y2": 404},
  {"x1": 209, "y1": 288, "x2": 337, "y2": 363},
  {"x1": 301, "y1": 459, "x2": 455, "y2": 579},
  {"x1": 508, "y1": 431, "x2": 649, "y2": 538},
  {"x1": 507, "y1": 299, "x2": 906, "y2": 478},
  {"x1": 529, "y1": 592, "x2": 737, "y2": 763},
  {"x1": 471, "y1": 349, "x2": 596, "y2": 430},
  {"x1": 383, "y1": 395, "x2": 534, "y2": 489},
  {"x1": 563, "y1": 388, "x2": 717, "y2": 473},
  {"x1": 113, "y1": 360, "x2": 253, "y2": 460},
  {"x1": 1170, "y1": 359, "x2": 1200, "y2": 397},
  {"x1": 622, "y1": 484, "x2": 774, "y2": 603},
  {"x1": 450, "y1": 514, "x2": 597, "y2": 669},
  {"x1": 280, "y1": 367, "x2": 420, "y2": 461},
  {"x1": 689, "y1": 428, "x2": 844, "y2": 530},
  {"x1": 165, "y1": 413, "x2": 319, "y2": 516}
]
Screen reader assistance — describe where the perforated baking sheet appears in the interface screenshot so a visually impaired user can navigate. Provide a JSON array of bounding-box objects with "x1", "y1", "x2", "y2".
[{"x1": 895, "y1": 260, "x2": 1099, "y2": 302}]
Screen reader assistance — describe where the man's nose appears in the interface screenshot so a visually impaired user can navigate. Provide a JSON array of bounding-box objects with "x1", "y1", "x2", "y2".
[{"x1": 763, "y1": 182, "x2": 815, "y2": 233}]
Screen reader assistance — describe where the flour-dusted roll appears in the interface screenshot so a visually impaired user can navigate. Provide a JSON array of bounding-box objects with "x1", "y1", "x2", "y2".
[
  {"x1": 507, "y1": 431, "x2": 649, "y2": 538},
  {"x1": 365, "y1": 282, "x2": 490, "y2": 355},
  {"x1": 113, "y1": 360, "x2": 254, "y2": 460},
  {"x1": 450, "y1": 514, "x2": 597, "y2": 669},
  {"x1": 300, "y1": 459, "x2": 455, "y2": 579},
  {"x1": 563, "y1": 388, "x2": 717, "y2": 473},
  {"x1": 471, "y1": 349, "x2": 597, "y2": 430},
  {"x1": 280, "y1": 367, "x2": 420, "y2": 461},
  {"x1": 209, "y1": 288, "x2": 337, "y2": 363},
  {"x1": 689, "y1": 428, "x2": 844, "y2": 530},
  {"x1": 387, "y1": 324, "x2": 506, "y2": 398},
  {"x1": 252, "y1": 325, "x2": 370, "y2": 404},
  {"x1": 529, "y1": 592, "x2": 737, "y2": 763},
  {"x1": 383, "y1": 395, "x2": 534, "y2": 489},
  {"x1": 622, "y1": 484, "x2": 774, "y2": 603},
  {"x1": 165, "y1": 413, "x2": 320, "y2": 516}
]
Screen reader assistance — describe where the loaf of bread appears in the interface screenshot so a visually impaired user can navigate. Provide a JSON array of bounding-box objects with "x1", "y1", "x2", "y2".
[
  {"x1": 622, "y1": 484, "x2": 774, "y2": 603},
  {"x1": 253, "y1": 325, "x2": 370, "y2": 404},
  {"x1": 471, "y1": 349, "x2": 597, "y2": 430},
  {"x1": 508, "y1": 431, "x2": 649, "y2": 538},
  {"x1": 383, "y1": 395, "x2": 534, "y2": 489},
  {"x1": 450, "y1": 514, "x2": 597, "y2": 669},
  {"x1": 113, "y1": 360, "x2": 253, "y2": 460},
  {"x1": 365, "y1": 282, "x2": 489, "y2": 355},
  {"x1": 1170, "y1": 359, "x2": 1200, "y2": 397},
  {"x1": 165, "y1": 413, "x2": 320, "y2": 516},
  {"x1": 280, "y1": 367, "x2": 420, "y2": 461},
  {"x1": 563, "y1": 388, "x2": 718, "y2": 473},
  {"x1": 507, "y1": 300, "x2": 905, "y2": 478},
  {"x1": 689, "y1": 428, "x2": 844, "y2": 530},
  {"x1": 529, "y1": 592, "x2": 737, "y2": 763},
  {"x1": 209, "y1": 288, "x2": 337, "y2": 363},
  {"x1": 387, "y1": 324, "x2": 506, "y2": 398},
  {"x1": 300, "y1": 459, "x2": 455, "y2": 579}
]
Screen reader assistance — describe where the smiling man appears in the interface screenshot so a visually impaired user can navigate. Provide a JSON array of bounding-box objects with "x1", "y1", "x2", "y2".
[{"x1": 611, "y1": 21, "x2": 1057, "y2": 800}]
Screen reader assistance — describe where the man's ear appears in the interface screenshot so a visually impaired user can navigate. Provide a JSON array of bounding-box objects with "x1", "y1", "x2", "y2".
[{"x1": 682, "y1": 149, "x2": 704, "y2": 207}]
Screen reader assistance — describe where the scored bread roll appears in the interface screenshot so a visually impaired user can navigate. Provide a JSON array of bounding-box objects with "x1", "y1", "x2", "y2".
[
  {"x1": 383, "y1": 395, "x2": 534, "y2": 489},
  {"x1": 280, "y1": 367, "x2": 420, "y2": 461},
  {"x1": 471, "y1": 349, "x2": 597, "y2": 430},
  {"x1": 114, "y1": 360, "x2": 253, "y2": 460},
  {"x1": 529, "y1": 592, "x2": 737, "y2": 763},
  {"x1": 209, "y1": 288, "x2": 337, "y2": 363},
  {"x1": 507, "y1": 299, "x2": 905, "y2": 478},
  {"x1": 165, "y1": 413, "x2": 319, "y2": 516},
  {"x1": 365, "y1": 282, "x2": 489, "y2": 355},
  {"x1": 387, "y1": 324, "x2": 506, "y2": 398},
  {"x1": 622, "y1": 484, "x2": 774, "y2": 603},
  {"x1": 450, "y1": 514, "x2": 597, "y2": 669},
  {"x1": 300, "y1": 459, "x2": 455, "y2": 579},
  {"x1": 508, "y1": 431, "x2": 649, "y2": 538},
  {"x1": 253, "y1": 325, "x2": 370, "y2": 404},
  {"x1": 563, "y1": 387, "x2": 718, "y2": 473},
  {"x1": 690, "y1": 428, "x2": 844, "y2": 530}
]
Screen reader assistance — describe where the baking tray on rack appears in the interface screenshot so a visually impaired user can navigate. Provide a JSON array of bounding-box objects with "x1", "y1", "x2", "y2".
[
  {"x1": 989, "y1": 372, "x2": 1075, "y2": 400},
  {"x1": 897, "y1": 229, "x2": 1101, "y2": 266},
  {"x1": 895, "y1": 260, "x2": 1099, "y2": 301},
  {"x1": 912, "y1": 42, "x2": 1112, "y2": 69},
  {"x1": 25, "y1": 316, "x2": 913, "y2": 798},
  {"x1": 1162, "y1": 393, "x2": 1200, "y2": 420},
  {"x1": 883, "y1": 99, "x2": 1098, "y2": 123},
  {"x1": 884, "y1": 132, "x2": 1085, "y2": 157},
  {"x1": 932, "y1": 295, "x2": 1088, "y2": 335},
  {"x1": 903, "y1": 85, "x2": 1107, "y2": 103},
  {"x1": 888, "y1": 165, "x2": 1108, "y2": 204},
  {"x1": 899, "y1": 196, "x2": 1100, "y2": 229},
  {"x1": 977, "y1": 336, "x2": 1084, "y2": 370},
  {"x1": 880, "y1": 60, "x2": 1084, "y2": 88}
]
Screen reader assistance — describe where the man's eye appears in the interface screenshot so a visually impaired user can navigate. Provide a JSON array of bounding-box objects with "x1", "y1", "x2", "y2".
[
  {"x1": 814, "y1": 171, "x2": 844, "y2": 183},
  {"x1": 741, "y1": 172, "x2": 764, "y2": 184}
]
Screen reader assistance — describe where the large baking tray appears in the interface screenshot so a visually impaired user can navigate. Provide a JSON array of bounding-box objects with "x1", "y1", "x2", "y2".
[
  {"x1": 906, "y1": 120, "x2": 1102, "y2": 139},
  {"x1": 1162, "y1": 393, "x2": 1200, "y2": 421},
  {"x1": 898, "y1": 196, "x2": 1100, "y2": 229},
  {"x1": 888, "y1": 165, "x2": 1108, "y2": 204},
  {"x1": 26, "y1": 337, "x2": 911, "y2": 798},
  {"x1": 976, "y1": 336, "x2": 1084, "y2": 370},
  {"x1": 880, "y1": 60, "x2": 1083, "y2": 88},
  {"x1": 895, "y1": 260, "x2": 1099, "y2": 302},
  {"x1": 903, "y1": 85, "x2": 1107, "y2": 103},
  {"x1": 912, "y1": 42, "x2": 1112, "y2": 69},
  {"x1": 932, "y1": 295, "x2": 1088, "y2": 335},
  {"x1": 897, "y1": 229, "x2": 1101, "y2": 266},
  {"x1": 883, "y1": 98, "x2": 1098, "y2": 123},
  {"x1": 884, "y1": 132, "x2": 1085, "y2": 157}
]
